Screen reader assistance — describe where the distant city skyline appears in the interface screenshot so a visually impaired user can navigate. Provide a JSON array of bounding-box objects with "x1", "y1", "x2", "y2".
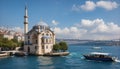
[{"x1": 0, "y1": 0, "x2": 120, "y2": 40}]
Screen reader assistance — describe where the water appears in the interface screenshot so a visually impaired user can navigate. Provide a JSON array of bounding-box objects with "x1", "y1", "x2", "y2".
[{"x1": 0, "y1": 45, "x2": 120, "y2": 69}]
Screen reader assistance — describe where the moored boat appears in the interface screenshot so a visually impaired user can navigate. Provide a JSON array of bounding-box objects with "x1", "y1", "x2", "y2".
[
  {"x1": 83, "y1": 52, "x2": 117, "y2": 62},
  {"x1": 0, "y1": 52, "x2": 8, "y2": 57},
  {"x1": 14, "y1": 52, "x2": 27, "y2": 57}
]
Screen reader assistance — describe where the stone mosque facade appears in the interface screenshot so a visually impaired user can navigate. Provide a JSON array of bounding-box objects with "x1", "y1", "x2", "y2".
[{"x1": 23, "y1": 6, "x2": 55, "y2": 55}]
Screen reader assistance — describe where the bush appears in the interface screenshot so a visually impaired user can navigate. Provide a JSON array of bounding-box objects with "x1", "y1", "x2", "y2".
[
  {"x1": 53, "y1": 41, "x2": 68, "y2": 52},
  {"x1": 59, "y1": 41, "x2": 68, "y2": 52}
]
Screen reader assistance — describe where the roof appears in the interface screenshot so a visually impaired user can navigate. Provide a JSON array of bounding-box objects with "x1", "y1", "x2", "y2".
[{"x1": 90, "y1": 52, "x2": 110, "y2": 55}]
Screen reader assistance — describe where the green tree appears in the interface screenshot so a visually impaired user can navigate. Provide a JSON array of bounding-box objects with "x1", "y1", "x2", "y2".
[
  {"x1": 0, "y1": 35, "x2": 22, "y2": 50},
  {"x1": 59, "y1": 41, "x2": 68, "y2": 52},
  {"x1": 53, "y1": 43, "x2": 60, "y2": 52}
]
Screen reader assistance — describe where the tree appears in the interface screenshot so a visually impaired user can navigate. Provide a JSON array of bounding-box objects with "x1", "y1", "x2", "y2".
[
  {"x1": 53, "y1": 43, "x2": 60, "y2": 52},
  {"x1": 0, "y1": 35, "x2": 22, "y2": 50},
  {"x1": 59, "y1": 41, "x2": 68, "y2": 52},
  {"x1": 11, "y1": 39, "x2": 18, "y2": 43},
  {"x1": 52, "y1": 41, "x2": 68, "y2": 52}
]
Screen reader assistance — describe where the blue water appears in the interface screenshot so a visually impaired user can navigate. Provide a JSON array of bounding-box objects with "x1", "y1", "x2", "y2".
[{"x1": 0, "y1": 45, "x2": 120, "y2": 69}]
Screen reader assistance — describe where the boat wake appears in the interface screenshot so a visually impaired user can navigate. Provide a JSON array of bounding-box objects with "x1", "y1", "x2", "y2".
[
  {"x1": 115, "y1": 59, "x2": 120, "y2": 63},
  {"x1": 69, "y1": 52, "x2": 77, "y2": 56}
]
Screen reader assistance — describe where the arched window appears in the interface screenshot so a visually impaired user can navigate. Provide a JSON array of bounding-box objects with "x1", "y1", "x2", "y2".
[
  {"x1": 46, "y1": 39, "x2": 48, "y2": 43},
  {"x1": 41, "y1": 38, "x2": 44, "y2": 43},
  {"x1": 46, "y1": 33, "x2": 49, "y2": 36}
]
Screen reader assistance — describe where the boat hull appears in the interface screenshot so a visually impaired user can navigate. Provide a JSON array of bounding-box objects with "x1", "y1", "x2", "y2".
[{"x1": 84, "y1": 55, "x2": 114, "y2": 61}]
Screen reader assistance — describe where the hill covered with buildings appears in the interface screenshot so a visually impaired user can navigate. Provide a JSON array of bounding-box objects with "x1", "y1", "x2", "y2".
[
  {"x1": 56, "y1": 39, "x2": 120, "y2": 46},
  {"x1": 0, "y1": 26, "x2": 24, "y2": 41}
]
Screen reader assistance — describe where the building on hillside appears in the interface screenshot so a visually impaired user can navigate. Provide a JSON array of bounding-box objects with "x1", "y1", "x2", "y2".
[
  {"x1": 3, "y1": 34, "x2": 14, "y2": 40},
  {"x1": 14, "y1": 35, "x2": 24, "y2": 42},
  {"x1": 23, "y1": 6, "x2": 55, "y2": 55},
  {"x1": 0, "y1": 27, "x2": 24, "y2": 41}
]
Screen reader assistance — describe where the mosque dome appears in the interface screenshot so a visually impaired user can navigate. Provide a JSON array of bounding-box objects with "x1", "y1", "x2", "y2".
[
  {"x1": 36, "y1": 20, "x2": 48, "y2": 27},
  {"x1": 33, "y1": 19, "x2": 50, "y2": 31}
]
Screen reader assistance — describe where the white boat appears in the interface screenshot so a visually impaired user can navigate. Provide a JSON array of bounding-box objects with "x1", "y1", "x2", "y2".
[
  {"x1": 92, "y1": 47, "x2": 101, "y2": 49},
  {"x1": 0, "y1": 52, "x2": 8, "y2": 57}
]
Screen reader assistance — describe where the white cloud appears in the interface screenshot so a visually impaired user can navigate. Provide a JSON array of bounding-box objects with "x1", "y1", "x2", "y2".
[
  {"x1": 72, "y1": 1, "x2": 119, "y2": 11},
  {"x1": 52, "y1": 20, "x2": 59, "y2": 26},
  {"x1": 81, "y1": 19, "x2": 94, "y2": 27},
  {"x1": 80, "y1": 1, "x2": 96, "y2": 11},
  {"x1": 79, "y1": 19, "x2": 120, "y2": 34},
  {"x1": 96, "y1": 1, "x2": 119, "y2": 10},
  {"x1": 72, "y1": 4, "x2": 80, "y2": 11},
  {"x1": 53, "y1": 19, "x2": 120, "y2": 40},
  {"x1": 13, "y1": 27, "x2": 23, "y2": 32},
  {"x1": 53, "y1": 27, "x2": 87, "y2": 39}
]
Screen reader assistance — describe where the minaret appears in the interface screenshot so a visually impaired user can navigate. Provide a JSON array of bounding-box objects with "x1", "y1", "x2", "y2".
[
  {"x1": 24, "y1": 5, "x2": 28, "y2": 45},
  {"x1": 24, "y1": 5, "x2": 28, "y2": 34}
]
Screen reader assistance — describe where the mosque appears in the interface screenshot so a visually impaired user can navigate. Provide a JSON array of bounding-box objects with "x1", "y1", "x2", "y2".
[{"x1": 23, "y1": 6, "x2": 55, "y2": 55}]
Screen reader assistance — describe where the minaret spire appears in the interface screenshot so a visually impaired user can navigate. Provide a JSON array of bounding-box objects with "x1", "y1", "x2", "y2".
[
  {"x1": 24, "y1": 4, "x2": 28, "y2": 34},
  {"x1": 25, "y1": 5, "x2": 28, "y2": 18}
]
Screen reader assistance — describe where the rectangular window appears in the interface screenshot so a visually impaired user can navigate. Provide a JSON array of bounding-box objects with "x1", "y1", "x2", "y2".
[
  {"x1": 28, "y1": 40, "x2": 30, "y2": 44},
  {"x1": 46, "y1": 46, "x2": 48, "y2": 49},
  {"x1": 36, "y1": 40, "x2": 37, "y2": 44},
  {"x1": 28, "y1": 36, "x2": 30, "y2": 39},
  {"x1": 42, "y1": 38, "x2": 44, "y2": 43},
  {"x1": 35, "y1": 46, "x2": 37, "y2": 50},
  {"x1": 42, "y1": 45, "x2": 44, "y2": 49}
]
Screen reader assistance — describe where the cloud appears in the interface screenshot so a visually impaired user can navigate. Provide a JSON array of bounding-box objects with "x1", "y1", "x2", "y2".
[
  {"x1": 72, "y1": 1, "x2": 119, "y2": 11},
  {"x1": 0, "y1": 26, "x2": 23, "y2": 33},
  {"x1": 72, "y1": 4, "x2": 80, "y2": 11},
  {"x1": 53, "y1": 27, "x2": 87, "y2": 39},
  {"x1": 52, "y1": 20, "x2": 59, "y2": 26},
  {"x1": 96, "y1": 1, "x2": 119, "y2": 10},
  {"x1": 53, "y1": 19, "x2": 120, "y2": 40},
  {"x1": 80, "y1": 1, "x2": 96, "y2": 11},
  {"x1": 12, "y1": 27, "x2": 23, "y2": 33},
  {"x1": 78, "y1": 19, "x2": 120, "y2": 34}
]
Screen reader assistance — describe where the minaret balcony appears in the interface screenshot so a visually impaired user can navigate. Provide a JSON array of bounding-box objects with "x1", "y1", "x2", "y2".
[
  {"x1": 24, "y1": 16, "x2": 28, "y2": 18},
  {"x1": 24, "y1": 22, "x2": 28, "y2": 24}
]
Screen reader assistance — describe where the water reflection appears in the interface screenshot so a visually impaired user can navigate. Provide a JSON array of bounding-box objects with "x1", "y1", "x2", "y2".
[
  {"x1": 37, "y1": 56, "x2": 53, "y2": 65},
  {"x1": 37, "y1": 56, "x2": 68, "y2": 69}
]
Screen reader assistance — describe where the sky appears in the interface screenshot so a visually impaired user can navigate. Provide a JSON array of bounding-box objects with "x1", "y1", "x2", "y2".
[{"x1": 0, "y1": 0, "x2": 120, "y2": 40}]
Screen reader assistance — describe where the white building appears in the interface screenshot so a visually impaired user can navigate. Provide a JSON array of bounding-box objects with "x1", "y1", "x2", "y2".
[
  {"x1": 14, "y1": 35, "x2": 24, "y2": 42},
  {"x1": 3, "y1": 34, "x2": 14, "y2": 40},
  {"x1": 23, "y1": 6, "x2": 55, "y2": 55}
]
